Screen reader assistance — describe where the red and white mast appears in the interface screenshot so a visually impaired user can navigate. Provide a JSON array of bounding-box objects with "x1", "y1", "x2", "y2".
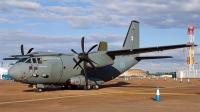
[{"x1": 187, "y1": 25, "x2": 195, "y2": 70}]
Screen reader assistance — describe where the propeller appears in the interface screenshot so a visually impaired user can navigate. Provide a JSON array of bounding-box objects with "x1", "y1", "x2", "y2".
[
  {"x1": 3, "y1": 44, "x2": 34, "y2": 60},
  {"x1": 20, "y1": 44, "x2": 34, "y2": 55},
  {"x1": 71, "y1": 37, "x2": 98, "y2": 90}
]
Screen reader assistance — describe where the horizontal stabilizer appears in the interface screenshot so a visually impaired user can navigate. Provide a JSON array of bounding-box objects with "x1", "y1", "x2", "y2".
[{"x1": 135, "y1": 56, "x2": 172, "y2": 61}]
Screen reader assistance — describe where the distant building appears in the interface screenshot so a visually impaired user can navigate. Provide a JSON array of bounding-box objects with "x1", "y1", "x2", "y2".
[
  {"x1": 120, "y1": 69, "x2": 147, "y2": 77},
  {"x1": 159, "y1": 75, "x2": 172, "y2": 78}
]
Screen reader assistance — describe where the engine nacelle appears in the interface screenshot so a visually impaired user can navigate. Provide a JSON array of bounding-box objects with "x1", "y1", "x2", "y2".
[{"x1": 87, "y1": 52, "x2": 114, "y2": 68}]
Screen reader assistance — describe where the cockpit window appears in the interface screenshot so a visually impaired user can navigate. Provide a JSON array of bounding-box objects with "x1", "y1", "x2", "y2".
[
  {"x1": 32, "y1": 58, "x2": 37, "y2": 63},
  {"x1": 37, "y1": 58, "x2": 42, "y2": 64},
  {"x1": 16, "y1": 58, "x2": 28, "y2": 63},
  {"x1": 25, "y1": 58, "x2": 32, "y2": 63}
]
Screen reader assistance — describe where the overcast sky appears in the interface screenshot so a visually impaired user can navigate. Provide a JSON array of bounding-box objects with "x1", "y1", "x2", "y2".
[{"x1": 0, "y1": 0, "x2": 200, "y2": 73}]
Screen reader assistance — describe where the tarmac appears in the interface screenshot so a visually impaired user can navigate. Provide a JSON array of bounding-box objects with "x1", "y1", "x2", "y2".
[{"x1": 0, "y1": 78, "x2": 199, "y2": 112}]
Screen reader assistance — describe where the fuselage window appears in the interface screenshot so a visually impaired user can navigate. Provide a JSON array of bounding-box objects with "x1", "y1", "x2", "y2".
[
  {"x1": 25, "y1": 58, "x2": 32, "y2": 63},
  {"x1": 37, "y1": 58, "x2": 42, "y2": 64},
  {"x1": 29, "y1": 66, "x2": 33, "y2": 73},
  {"x1": 34, "y1": 67, "x2": 38, "y2": 73},
  {"x1": 32, "y1": 58, "x2": 37, "y2": 63}
]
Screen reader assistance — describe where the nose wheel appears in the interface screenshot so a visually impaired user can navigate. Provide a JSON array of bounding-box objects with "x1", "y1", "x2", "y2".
[{"x1": 33, "y1": 84, "x2": 43, "y2": 92}]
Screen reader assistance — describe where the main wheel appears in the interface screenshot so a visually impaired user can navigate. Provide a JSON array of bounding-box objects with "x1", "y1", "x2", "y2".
[
  {"x1": 92, "y1": 85, "x2": 99, "y2": 90},
  {"x1": 84, "y1": 85, "x2": 91, "y2": 90}
]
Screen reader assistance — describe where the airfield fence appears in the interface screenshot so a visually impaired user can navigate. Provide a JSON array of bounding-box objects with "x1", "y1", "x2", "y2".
[{"x1": 177, "y1": 70, "x2": 200, "y2": 78}]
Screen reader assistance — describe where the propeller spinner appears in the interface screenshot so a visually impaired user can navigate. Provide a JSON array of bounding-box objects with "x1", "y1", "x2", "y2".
[{"x1": 71, "y1": 37, "x2": 98, "y2": 90}]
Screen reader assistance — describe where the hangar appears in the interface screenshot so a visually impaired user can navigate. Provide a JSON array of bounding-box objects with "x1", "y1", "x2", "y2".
[{"x1": 121, "y1": 69, "x2": 147, "y2": 77}]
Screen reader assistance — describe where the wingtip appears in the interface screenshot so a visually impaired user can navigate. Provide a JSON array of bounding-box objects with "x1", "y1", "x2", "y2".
[{"x1": 186, "y1": 44, "x2": 198, "y2": 47}]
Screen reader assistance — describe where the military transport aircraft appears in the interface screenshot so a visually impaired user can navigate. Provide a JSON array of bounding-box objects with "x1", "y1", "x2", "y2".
[{"x1": 3, "y1": 20, "x2": 196, "y2": 92}]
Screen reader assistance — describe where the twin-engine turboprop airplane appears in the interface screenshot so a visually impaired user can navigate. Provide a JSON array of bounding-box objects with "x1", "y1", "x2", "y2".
[{"x1": 4, "y1": 20, "x2": 196, "y2": 92}]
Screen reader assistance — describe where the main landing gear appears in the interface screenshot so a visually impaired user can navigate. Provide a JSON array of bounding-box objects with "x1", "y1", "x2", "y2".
[
  {"x1": 84, "y1": 84, "x2": 99, "y2": 90},
  {"x1": 31, "y1": 84, "x2": 99, "y2": 92},
  {"x1": 92, "y1": 85, "x2": 99, "y2": 90}
]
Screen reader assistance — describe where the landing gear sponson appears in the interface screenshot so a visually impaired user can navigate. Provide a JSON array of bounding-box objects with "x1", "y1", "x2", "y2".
[{"x1": 30, "y1": 84, "x2": 99, "y2": 92}]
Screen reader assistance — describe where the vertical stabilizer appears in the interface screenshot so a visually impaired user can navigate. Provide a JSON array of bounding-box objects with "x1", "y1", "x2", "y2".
[
  {"x1": 122, "y1": 20, "x2": 139, "y2": 50},
  {"x1": 97, "y1": 41, "x2": 108, "y2": 51}
]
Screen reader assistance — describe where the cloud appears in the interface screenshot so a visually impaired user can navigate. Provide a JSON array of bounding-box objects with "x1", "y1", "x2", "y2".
[
  {"x1": 0, "y1": 2, "x2": 7, "y2": 11},
  {"x1": 133, "y1": 47, "x2": 200, "y2": 72},
  {"x1": 5, "y1": 0, "x2": 41, "y2": 10},
  {"x1": 0, "y1": 29, "x2": 124, "y2": 55},
  {"x1": 43, "y1": 6, "x2": 86, "y2": 15},
  {"x1": 0, "y1": 18, "x2": 21, "y2": 24},
  {"x1": 134, "y1": 61, "x2": 187, "y2": 72},
  {"x1": 1, "y1": 28, "x2": 198, "y2": 72},
  {"x1": 1, "y1": 0, "x2": 200, "y2": 72},
  {"x1": 25, "y1": 23, "x2": 44, "y2": 26},
  {"x1": 1, "y1": 0, "x2": 200, "y2": 28}
]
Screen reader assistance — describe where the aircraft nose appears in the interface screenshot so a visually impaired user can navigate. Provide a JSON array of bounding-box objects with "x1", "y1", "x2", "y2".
[{"x1": 8, "y1": 66, "x2": 21, "y2": 81}]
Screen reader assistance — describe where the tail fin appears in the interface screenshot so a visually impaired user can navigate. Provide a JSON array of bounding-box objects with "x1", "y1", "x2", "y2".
[
  {"x1": 122, "y1": 20, "x2": 139, "y2": 50},
  {"x1": 97, "y1": 41, "x2": 108, "y2": 51}
]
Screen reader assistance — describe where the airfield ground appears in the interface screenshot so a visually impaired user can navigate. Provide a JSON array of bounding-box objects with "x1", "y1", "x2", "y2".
[{"x1": 0, "y1": 78, "x2": 199, "y2": 112}]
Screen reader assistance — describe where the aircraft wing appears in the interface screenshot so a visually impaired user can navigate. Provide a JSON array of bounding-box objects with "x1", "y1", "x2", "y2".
[
  {"x1": 3, "y1": 53, "x2": 74, "y2": 60},
  {"x1": 3, "y1": 58, "x2": 18, "y2": 60},
  {"x1": 135, "y1": 56, "x2": 172, "y2": 61},
  {"x1": 106, "y1": 44, "x2": 196, "y2": 56}
]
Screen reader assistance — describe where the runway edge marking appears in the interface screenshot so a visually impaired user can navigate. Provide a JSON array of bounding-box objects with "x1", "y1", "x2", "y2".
[
  {"x1": 0, "y1": 91, "x2": 123, "y2": 105},
  {"x1": 121, "y1": 92, "x2": 197, "y2": 96}
]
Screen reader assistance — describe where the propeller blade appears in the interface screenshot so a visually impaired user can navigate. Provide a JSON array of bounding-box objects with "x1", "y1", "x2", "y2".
[
  {"x1": 87, "y1": 44, "x2": 98, "y2": 54},
  {"x1": 83, "y1": 61, "x2": 88, "y2": 89},
  {"x1": 81, "y1": 37, "x2": 85, "y2": 53},
  {"x1": 20, "y1": 44, "x2": 24, "y2": 55},
  {"x1": 71, "y1": 49, "x2": 78, "y2": 54},
  {"x1": 27, "y1": 48, "x2": 34, "y2": 54},
  {"x1": 73, "y1": 59, "x2": 83, "y2": 69}
]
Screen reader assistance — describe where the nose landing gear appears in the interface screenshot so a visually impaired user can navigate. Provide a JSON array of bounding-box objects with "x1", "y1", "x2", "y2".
[
  {"x1": 33, "y1": 88, "x2": 43, "y2": 92},
  {"x1": 33, "y1": 84, "x2": 44, "y2": 92}
]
